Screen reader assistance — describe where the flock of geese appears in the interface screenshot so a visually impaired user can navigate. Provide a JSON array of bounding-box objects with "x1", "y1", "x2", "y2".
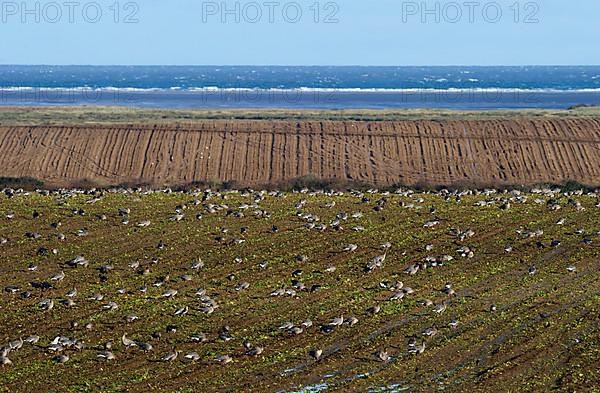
[{"x1": 0, "y1": 185, "x2": 597, "y2": 376}]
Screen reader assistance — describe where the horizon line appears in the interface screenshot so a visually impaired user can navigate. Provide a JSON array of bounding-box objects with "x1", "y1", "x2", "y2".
[{"x1": 1, "y1": 64, "x2": 600, "y2": 68}]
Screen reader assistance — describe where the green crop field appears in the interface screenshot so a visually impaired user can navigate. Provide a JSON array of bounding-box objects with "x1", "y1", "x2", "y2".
[{"x1": 0, "y1": 186, "x2": 598, "y2": 392}]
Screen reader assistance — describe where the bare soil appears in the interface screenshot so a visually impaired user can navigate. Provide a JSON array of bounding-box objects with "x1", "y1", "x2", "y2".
[{"x1": 0, "y1": 117, "x2": 599, "y2": 187}]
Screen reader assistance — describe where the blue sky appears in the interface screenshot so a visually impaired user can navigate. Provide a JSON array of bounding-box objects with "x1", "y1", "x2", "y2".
[{"x1": 0, "y1": 0, "x2": 599, "y2": 65}]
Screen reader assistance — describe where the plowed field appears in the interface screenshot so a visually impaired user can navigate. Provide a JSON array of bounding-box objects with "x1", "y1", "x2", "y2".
[{"x1": 0, "y1": 117, "x2": 599, "y2": 187}]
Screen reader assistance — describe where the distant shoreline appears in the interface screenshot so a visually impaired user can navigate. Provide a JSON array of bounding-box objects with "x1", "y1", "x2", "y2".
[{"x1": 1, "y1": 106, "x2": 600, "y2": 125}]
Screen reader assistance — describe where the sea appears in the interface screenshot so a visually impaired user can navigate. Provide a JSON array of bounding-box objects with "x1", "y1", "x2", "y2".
[{"x1": 1, "y1": 65, "x2": 599, "y2": 110}]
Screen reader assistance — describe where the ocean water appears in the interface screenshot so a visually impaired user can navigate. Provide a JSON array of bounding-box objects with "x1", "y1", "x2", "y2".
[{"x1": 0, "y1": 65, "x2": 599, "y2": 109}]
